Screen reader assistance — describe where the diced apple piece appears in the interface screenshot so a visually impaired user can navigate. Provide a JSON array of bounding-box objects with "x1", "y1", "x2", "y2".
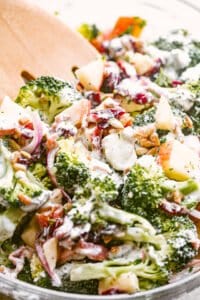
[
  {"x1": 129, "y1": 53, "x2": 155, "y2": 75},
  {"x1": 75, "y1": 59, "x2": 104, "y2": 91},
  {"x1": 54, "y1": 99, "x2": 90, "y2": 126},
  {"x1": 21, "y1": 216, "x2": 40, "y2": 247},
  {"x1": 120, "y1": 100, "x2": 145, "y2": 113},
  {"x1": 102, "y1": 128, "x2": 137, "y2": 171},
  {"x1": 159, "y1": 140, "x2": 199, "y2": 181},
  {"x1": 98, "y1": 272, "x2": 139, "y2": 295},
  {"x1": 155, "y1": 96, "x2": 175, "y2": 131},
  {"x1": 43, "y1": 237, "x2": 58, "y2": 271},
  {"x1": 0, "y1": 96, "x2": 29, "y2": 134}
]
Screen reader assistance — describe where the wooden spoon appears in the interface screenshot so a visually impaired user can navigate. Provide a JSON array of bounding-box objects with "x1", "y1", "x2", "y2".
[{"x1": 0, "y1": 0, "x2": 98, "y2": 99}]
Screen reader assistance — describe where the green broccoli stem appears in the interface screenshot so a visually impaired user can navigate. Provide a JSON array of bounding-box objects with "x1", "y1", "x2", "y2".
[
  {"x1": 70, "y1": 259, "x2": 168, "y2": 283},
  {"x1": 96, "y1": 202, "x2": 156, "y2": 235},
  {"x1": 114, "y1": 227, "x2": 166, "y2": 250},
  {"x1": 162, "y1": 179, "x2": 199, "y2": 196}
]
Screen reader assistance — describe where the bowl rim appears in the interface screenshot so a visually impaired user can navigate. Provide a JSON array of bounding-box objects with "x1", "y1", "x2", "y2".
[{"x1": 1, "y1": 268, "x2": 200, "y2": 299}]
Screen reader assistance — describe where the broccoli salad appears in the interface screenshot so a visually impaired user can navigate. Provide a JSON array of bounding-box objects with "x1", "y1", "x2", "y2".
[{"x1": 1, "y1": 16, "x2": 200, "y2": 296}]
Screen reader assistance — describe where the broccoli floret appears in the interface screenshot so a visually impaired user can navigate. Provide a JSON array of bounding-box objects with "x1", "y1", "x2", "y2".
[
  {"x1": 149, "y1": 211, "x2": 194, "y2": 234},
  {"x1": 148, "y1": 211, "x2": 197, "y2": 272},
  {"x1": 186, "y1": 80, "x2": 200, "y2": 98},
  {"x1": 16, "y1": 76, "x2": 81, "y2": 124},
  {"x1": 167, "y1": 231, "x2": 197, "y2": 272},
  {"x1": 91, "y1": 177, "x2": 119, "y2": 203},
  {"x1": 121, "y1": 164, "x2": 167, "y2": 218},
  {"x1": 75, "y1": 176, "x2": 119, "y2": 203},
  {"x1": 8, "y1": 170, "x2": 50, "y2": 209},
  {"x1": 0, "y1": 207, "x2": 26, "y2": 243},
  {"x1": 153, "y1": 69, "x2": 172, "y2": 87},
  {"x1": 121, "y1": 162, "x2": 199, "y2": 220},
  {"x1": 153, "y1": 38, "x2": 183, "y2": 51},
  {"x1": 29, "y1": 163, "x2": 53, "y2": 190},
  {"x1": 133, "y1": 107, "x2": 156, "y2": 127},
  {"x1": 185, "y1": 81, "x2": 200, "y2": 134},
  {"x1": 0, "y1": 142, "x2": 50, "y2": 208},
  {"x1": 152, "y1": 30, "x2": 188, "y2": 51},
  {"x1": 54, "y1": 152, "x2": 90, "y2": 193},
  {"x1": 18, "y1": 258, "x2": 33, "y2": 284},
  {"x1": 188, "y1": 42, "x2": 200, "y2": 67},
  {"x1": 0, "y1": 239, "x2": 18, "y2": 267},
  {"x1": 29, "y1": 254, "x2": 52, "y2": 288},
  {"x1": 78, "y1": 23, "x2": 100, "y2": 41},
  {"x1": 57, "y1": 278, "x2": 98, "y2": 294}
]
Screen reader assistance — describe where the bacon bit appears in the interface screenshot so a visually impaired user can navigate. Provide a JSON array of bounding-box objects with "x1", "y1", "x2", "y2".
[
  {"x1": 18, "y1": 193, "x2": 32, "y2": 205},
  {"x1": 36, "y1": 204, "x2": 64, "y2": 229},
  {"x1": 189, "y1": 209, "x2": 200, "y2": 221},
  {"x1": 46, "y1": 138, "x2": 58, "y2": 151},
  {"x1": 187, "y1": 259, "x2": 200, "y2": 268},
  {"x1": 76, "y1": 240, "x2": 108, "y2": 261},
  {"x1": 160, "y1": 200, "x2": 187, "y2": 216},
  {"x1": 57, "y1": 248, "x2": 74, "y2": 265},
  {"x1": 0, "y1": 128, "x2": 16, "y2": 137},
  {"x1": 191, "y1": 239, "x2": 200, "y2": 250}
]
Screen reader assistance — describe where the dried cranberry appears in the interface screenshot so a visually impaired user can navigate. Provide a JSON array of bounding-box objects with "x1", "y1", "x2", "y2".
[
  {"x1": 85, "y1": 91, "x2": 101, "y2": 107},
  {"x1": 101, "y1": 62, "x2": 121, "y2": 93},
  {"x1": 134, "y1": 93, "x2": 148, "y2": 104},
  {"x1": 90, "y1": 108, "x2": 125, "y2": 129},
  {"x1": 91, "y1": 126, "x2": 103, "y2": 149},
  {"x1": 171, "y1": 80, "x2": 183, "y2": 87},
  {"x1": 110, "y1": 108, "x2": 125, "y2": 118},
  {"x1": 117, "y1": 61, "x2": 131, "y2": 80},
  {"x1": 146, "y1": 58, "x2": 162, "y2": 77}
]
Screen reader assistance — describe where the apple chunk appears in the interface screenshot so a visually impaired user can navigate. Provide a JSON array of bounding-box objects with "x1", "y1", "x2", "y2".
[
  {"x1": 155, "y1": 96, "x2": 175, "y2": 131},
  {"x1": 43, "y1": 237, "x2": 58, "y2": 271},
  {"x1": 75, "y1": 59, "x2": 104, "y2": 91},
  {"x1": 159, "y1": 140, "x2": 199, "y2": 181}
]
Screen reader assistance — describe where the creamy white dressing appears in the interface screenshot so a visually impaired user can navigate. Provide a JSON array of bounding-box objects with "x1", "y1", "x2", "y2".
[
  {"x1": 181, "y1": 63, "x2": 200, "y2": 82},
  {"x1": 102, "y1": 130, "x2": 137, "y2": 171}
]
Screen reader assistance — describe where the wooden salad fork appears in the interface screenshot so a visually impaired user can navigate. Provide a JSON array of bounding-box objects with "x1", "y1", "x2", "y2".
[{"x1": 0, "y1": 0, "x2": 98, "y2": 99}]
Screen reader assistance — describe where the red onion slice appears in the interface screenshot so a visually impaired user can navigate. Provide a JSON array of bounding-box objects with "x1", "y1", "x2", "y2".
[
  {"x1": 35, "y1": 241, "x2": 61, "y2": 287},
  {"x1": 23, "y1": 111, "x2": 43, "y2": 154},
  {"x1": 47, "y1": 146, "x2": 59, "y2": 187}
]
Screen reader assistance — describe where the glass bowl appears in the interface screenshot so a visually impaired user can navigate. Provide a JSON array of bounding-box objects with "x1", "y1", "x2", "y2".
[{"x1": 1, "y1": 0, "x2": 200, "y2": 299}]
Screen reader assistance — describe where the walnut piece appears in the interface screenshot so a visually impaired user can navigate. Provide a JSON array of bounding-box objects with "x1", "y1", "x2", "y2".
[{"x1": 134, "y1": 124, "x2": 160, "y2": 156}]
